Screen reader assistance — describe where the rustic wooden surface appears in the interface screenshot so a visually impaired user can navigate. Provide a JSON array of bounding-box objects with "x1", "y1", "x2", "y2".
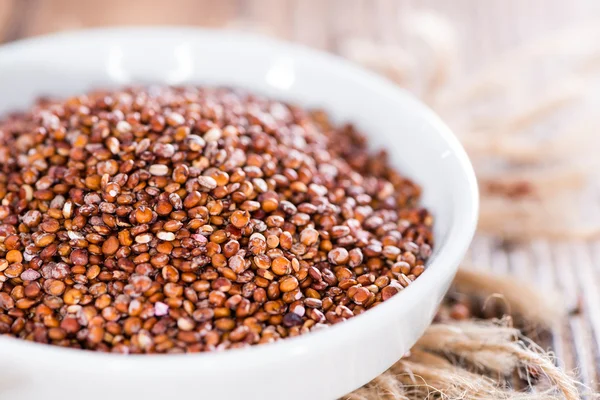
[{"x1": 1, "y1": 0, "x2": 599, "y2": 394}]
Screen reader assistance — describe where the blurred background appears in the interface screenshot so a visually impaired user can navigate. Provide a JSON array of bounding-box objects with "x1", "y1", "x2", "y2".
[
  {"x1": 1, "y1": 0, "x2": 600, "y2": 392},
  {"x1": 1, "y1": 0, "x2": 599, "y2": 70}
]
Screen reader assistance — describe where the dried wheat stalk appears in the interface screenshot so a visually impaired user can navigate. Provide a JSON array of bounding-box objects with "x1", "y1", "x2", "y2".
[
  {"x1": 229, "y1": 15, "x2": 600, "y2": 239},
  {"x1": 338, "y1": 15, "x2": 600, "y2": 240},
  {"x1": 345, "y1": 268, "x2": 586, "y2": 400},
  {"x1": 221, "y1": 16, "x2": 590, "y2": 400}
]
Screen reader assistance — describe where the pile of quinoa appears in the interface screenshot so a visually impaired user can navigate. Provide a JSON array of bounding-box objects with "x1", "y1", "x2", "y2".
[{"x1": 0, "y1": 86, "x2": 433, "y2": 353}]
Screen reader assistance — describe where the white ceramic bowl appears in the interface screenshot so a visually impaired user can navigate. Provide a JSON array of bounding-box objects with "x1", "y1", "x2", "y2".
[{"x1": 0, "y1": 28, "x2": 478, "y2": 400}]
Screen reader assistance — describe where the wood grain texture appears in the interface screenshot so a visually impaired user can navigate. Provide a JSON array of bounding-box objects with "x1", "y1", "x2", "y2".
[
  {"x1": 1, "y1": 0, "x2": 599, "y2": 394},
  {"x1": 468, "y1": 236, "x2": 600, "y2": 393},
  {"x1": 0, "y1": 0, "x2": 13, "y2": 40},
  {"x1": 0, "y1": 0, "x2": 30, "y2": 43},
  {"x1": 21, "y1": 0, "x2": 239, "y2": 37}
]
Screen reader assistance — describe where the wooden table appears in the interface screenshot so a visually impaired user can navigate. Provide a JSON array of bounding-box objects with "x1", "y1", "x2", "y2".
[{"x1": 1, "y1": 0, "x2": 599, "y2": 394}]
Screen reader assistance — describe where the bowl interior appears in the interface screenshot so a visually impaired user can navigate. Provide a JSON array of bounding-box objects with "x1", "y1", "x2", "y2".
[
  {"x1": 0, "y1": 28, "x2": 478, "y2": 399},
  {"x1": 0, "y1": 28, "x2": 476, "y2": 254}
]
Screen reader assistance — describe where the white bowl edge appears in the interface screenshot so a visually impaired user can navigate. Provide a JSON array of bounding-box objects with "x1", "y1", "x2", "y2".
[{"x1": 0, "y1": 27, "x2": 479, "y2": 400}]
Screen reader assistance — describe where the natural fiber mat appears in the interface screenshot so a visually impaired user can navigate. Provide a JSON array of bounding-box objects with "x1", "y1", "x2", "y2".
[
  {"x1": 337, "y1": 16, "x2": 600, "y2": 399},
  {"x1": 346, "y1": 268, "x2": 588, "y2": 399}
]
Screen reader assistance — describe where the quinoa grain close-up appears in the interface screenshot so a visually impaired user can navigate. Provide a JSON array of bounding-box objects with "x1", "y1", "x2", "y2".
[{"x1": 0, "y1": 86, "x2": 433, "y2": 354}]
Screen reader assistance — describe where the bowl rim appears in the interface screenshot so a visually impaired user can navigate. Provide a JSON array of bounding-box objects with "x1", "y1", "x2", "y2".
[{"x1": 0, "y1": 26, "x2": 479, "y2": 371}]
